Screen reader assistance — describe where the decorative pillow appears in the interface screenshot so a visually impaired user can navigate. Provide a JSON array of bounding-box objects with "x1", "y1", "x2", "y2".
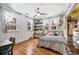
[
  {"x1": 48, "y1": 31, "x2": 63, "y2": 36},
  {"x1": 48, "y1": 31, "x2": 54, "y2": 36},
  {"x1": 54, "y1": 31, "x2": 59, "y2": 36},
  {"x1": 59, "y1": 32, "x2": 63, "y2": 36}
]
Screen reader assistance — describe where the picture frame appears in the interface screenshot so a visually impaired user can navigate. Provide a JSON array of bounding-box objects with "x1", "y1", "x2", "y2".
[
  {"x1": 27, "y1": 21, "x2": 31, "y2": 30},
  {"x1": 5, "y1": 17, "x2": 16, "y2": 33},
  {"x1": 51, "y1": 25, "x2": 56, "y2": 30}
]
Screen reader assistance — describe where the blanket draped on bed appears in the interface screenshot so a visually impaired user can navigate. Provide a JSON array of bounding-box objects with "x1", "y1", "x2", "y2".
[{"x1": 38, "y1": 35, "x2": 71, "y2": 55}]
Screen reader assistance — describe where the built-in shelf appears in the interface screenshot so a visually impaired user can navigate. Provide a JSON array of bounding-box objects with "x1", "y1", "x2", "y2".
[{"x1": 33, "y1": 19, "x2": 43, "y2": 38}]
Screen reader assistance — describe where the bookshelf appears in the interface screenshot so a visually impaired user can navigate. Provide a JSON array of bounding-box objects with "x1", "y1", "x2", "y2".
[{"x1": 33, "y1": 18, "x2": 43, "y2": 38}]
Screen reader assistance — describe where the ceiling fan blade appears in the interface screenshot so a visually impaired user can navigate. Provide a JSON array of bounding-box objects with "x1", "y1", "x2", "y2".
[
  {"x1": 34, "y1": 8, "x2": 48, "y2": 17},
  {"x1": 40, "y1": 13, "x2": 48, "y2": 15}
]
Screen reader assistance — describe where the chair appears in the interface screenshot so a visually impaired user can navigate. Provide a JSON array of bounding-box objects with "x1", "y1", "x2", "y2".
[
  {"x1": 9, "y1": 37, "x2": 15, "y2": 55},
  {"x1": 0, "y1": 37, "x2": 15, "y2": 55},
  {"x1": 0, "y1": 44, "x2": 12, "y2": 55}
]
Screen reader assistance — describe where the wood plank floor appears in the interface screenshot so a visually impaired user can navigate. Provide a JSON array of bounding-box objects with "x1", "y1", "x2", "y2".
[
  {"x1": 68, "y1": 43, "x2": 79, "y2": 55},
  {"x1": 13, "y1": 38, "x2": 60, "y2": 55}
]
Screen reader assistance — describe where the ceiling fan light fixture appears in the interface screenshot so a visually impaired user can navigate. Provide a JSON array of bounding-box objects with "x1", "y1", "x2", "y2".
[{"x1": 37, "y1": 13, "x2": 40, "y2": 16}]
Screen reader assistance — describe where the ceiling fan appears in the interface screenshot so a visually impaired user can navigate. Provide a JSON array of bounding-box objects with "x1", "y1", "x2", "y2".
[{"x1": 33, "y1": 8, "x2": 48, "y2": 17}]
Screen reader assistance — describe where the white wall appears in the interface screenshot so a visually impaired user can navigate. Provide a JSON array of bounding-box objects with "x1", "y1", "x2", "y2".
[
  {"x1": 14, "y1": 14, "x2": 33, "y2": 43},
  {"x1": 42, "y1": 16, "x2": 61, "y2": 31},
  {"x1": 0, "y1": 7, "x2": 5, "y2": 36},
  {"x1": 0, "y1": 7, "x2": 33, "y2": 43}
]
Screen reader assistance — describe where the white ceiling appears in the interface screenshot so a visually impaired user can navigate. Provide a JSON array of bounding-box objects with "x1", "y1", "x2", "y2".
[{"x1": 3, "y1": 3, "x2": 70, "y2": 17}]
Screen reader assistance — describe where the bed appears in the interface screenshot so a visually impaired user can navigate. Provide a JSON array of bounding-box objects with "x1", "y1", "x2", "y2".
[{"x1": 38, "y1": 31, "x2": 71, "y2": 55}]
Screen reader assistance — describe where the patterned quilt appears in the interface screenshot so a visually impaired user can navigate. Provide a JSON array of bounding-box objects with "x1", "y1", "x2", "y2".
[{"x1": 38, "y1": 35, "x2": 71, "y2": 55}]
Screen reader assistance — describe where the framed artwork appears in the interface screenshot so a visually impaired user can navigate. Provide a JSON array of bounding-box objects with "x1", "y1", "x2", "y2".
[
  {"x1": 5, "y1": 17, "x2": 16, "y2": 33},
  {"x1": 12, "y1": 18, "x2": 16, "y2": 24},
  {"x1": 51, "y1": 26, "x2": 56, "y2": 30},
  {"x1": 27, "y1": 21, "x2": 31, "y2": 30}
]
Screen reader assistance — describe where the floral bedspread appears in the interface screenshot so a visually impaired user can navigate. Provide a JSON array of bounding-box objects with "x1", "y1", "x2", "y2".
[{"x1": 39, "y1": 35, "x2": 71, "y2": 55}]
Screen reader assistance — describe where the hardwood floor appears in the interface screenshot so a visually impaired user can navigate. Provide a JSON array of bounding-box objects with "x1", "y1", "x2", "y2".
[
  {"x1": 13, "y1": 38, "x2": 60, "y2": 55},
  {"x1": 68, "y1": 43, "x2": 79, "y2": 55}
]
